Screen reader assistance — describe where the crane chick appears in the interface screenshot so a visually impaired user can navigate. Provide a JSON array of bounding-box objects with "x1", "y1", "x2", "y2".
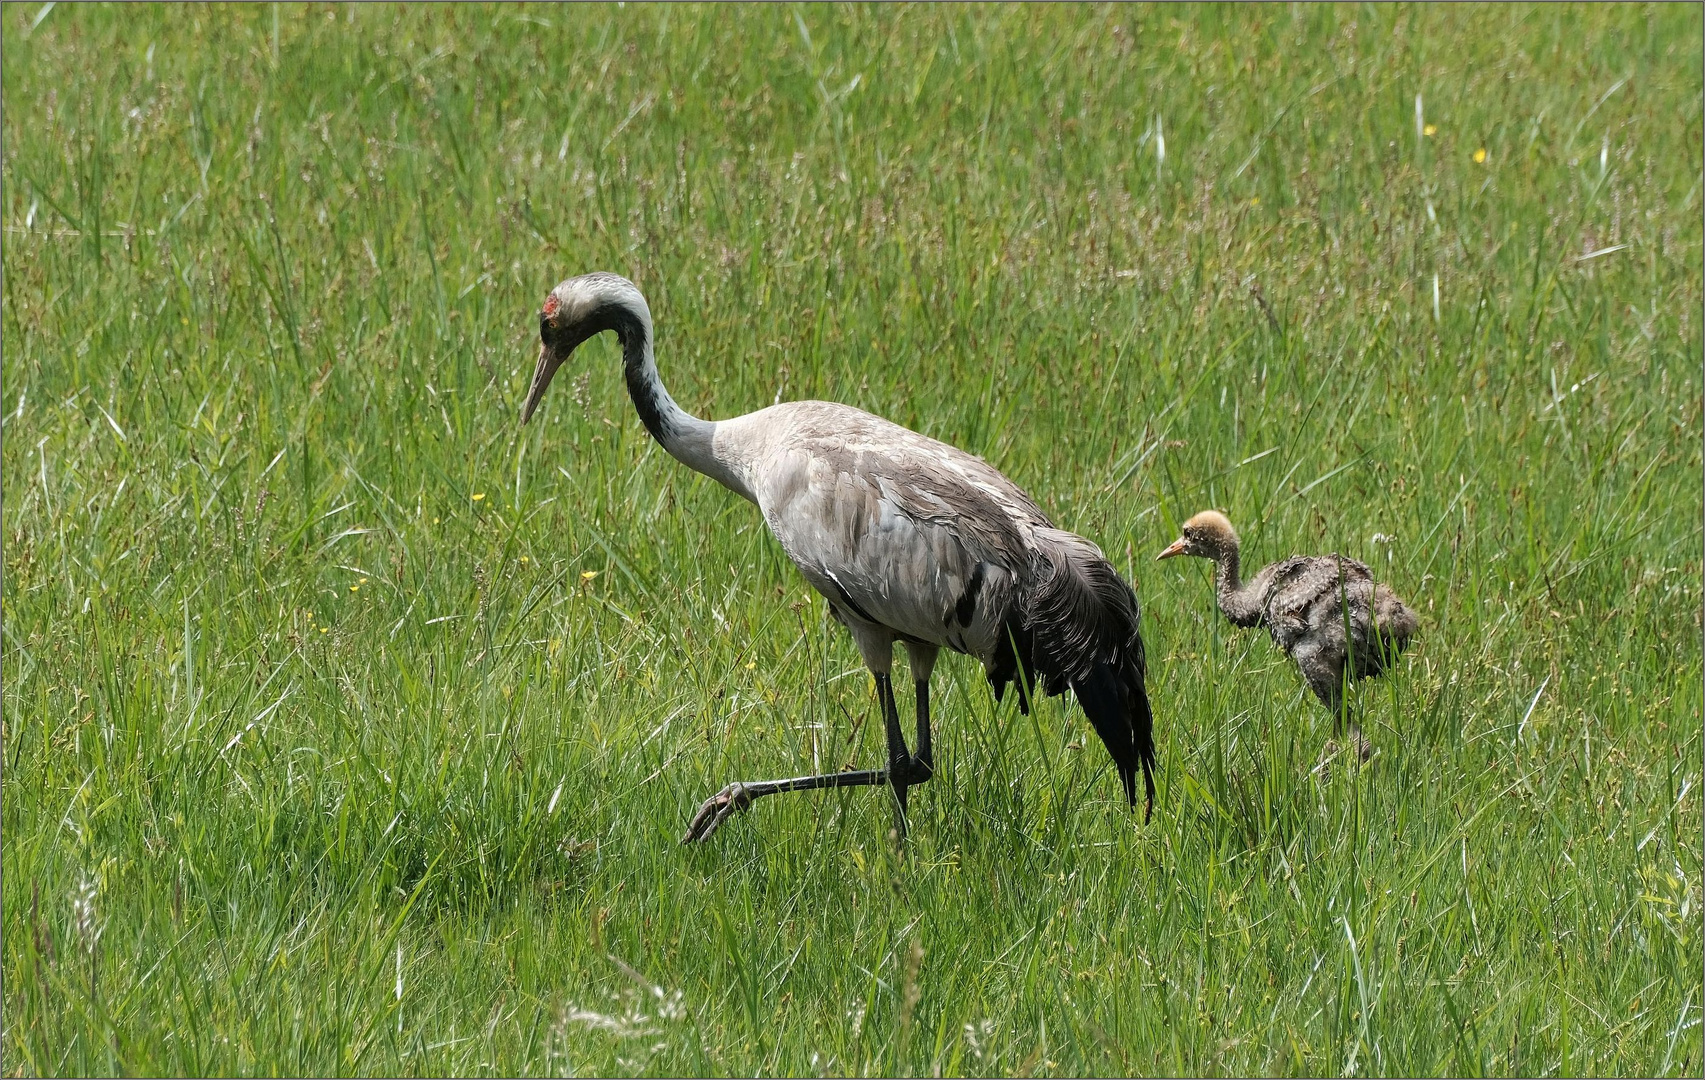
[{"x1": 1157, "y1": 511, "x2": 1418, "y2": 760}]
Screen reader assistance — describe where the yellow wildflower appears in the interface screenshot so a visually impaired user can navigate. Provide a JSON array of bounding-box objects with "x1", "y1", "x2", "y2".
[
  {"x1": 1473, "y1": 147, "x2": 1487, "y2": 163},
  {"x1": 581, "y1": 570, "x2": 598, "y2": 581},
  {"x1": 472, "y1": 492, "x2": 486, "y2": 502},
  {"x1": 1423, "y1": 123, "x2": 1437, "y2": 137}
]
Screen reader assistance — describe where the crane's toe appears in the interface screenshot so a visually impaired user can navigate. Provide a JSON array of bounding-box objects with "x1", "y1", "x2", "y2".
[
  {"x1": 1315, "y1": 729, "x2": 1375, "y2": 774},
  {"x1": 681, "y1": 782, "x2": 753, "y2": 843},
  {"x1": 1350, "y1": 724, "x2": 1375, "y2": 762}
]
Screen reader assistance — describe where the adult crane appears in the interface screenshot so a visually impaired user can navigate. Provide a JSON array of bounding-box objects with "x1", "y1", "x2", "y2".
[{"x1": 521, "y1": 272, "x2": 1155, "y2": 841}]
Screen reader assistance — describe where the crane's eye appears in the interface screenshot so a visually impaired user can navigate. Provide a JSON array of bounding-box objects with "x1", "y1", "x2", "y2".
[{"x1": 539, "y1": 313, "x2": 553, "y2": 344}]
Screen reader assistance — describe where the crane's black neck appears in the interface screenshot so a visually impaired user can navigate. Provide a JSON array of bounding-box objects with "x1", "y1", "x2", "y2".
[
  {"x1": 607, "y1": 309, "x2": 681, "y2": 445},
  {"x1": 589, "y1": 295, "x2": 745, "y2": 498}
]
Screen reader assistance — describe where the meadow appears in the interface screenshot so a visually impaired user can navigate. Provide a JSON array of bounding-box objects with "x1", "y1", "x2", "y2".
[{"x1": 3, "y1": 3, "x2": 1701, "y2": 1075}]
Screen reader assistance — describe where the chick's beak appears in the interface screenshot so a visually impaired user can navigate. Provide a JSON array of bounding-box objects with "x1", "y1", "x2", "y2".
[
  {"x1": 1156, "y1": 537, "x2": 1188, "y2": 561},
  {"x1": 520, "y1": 343, "x2": 564, "y2": 425}
]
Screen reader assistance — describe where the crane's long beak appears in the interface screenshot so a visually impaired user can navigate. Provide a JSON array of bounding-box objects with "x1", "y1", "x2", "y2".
[
  {"x1": 520, "y1": 343, "x2": 564, "y2": 425},
  {"x1": 1155, "y1": 537, "x2": 1188, "y2": 561}
]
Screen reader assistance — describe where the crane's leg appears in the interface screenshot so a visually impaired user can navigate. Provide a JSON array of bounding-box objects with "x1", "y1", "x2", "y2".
[
  {"x1": 913, "y1": 679, "x2": 934, "y2": 780},
  {"x1": 682, "y1": 766, "x2": 893, "y2": 843},
  {"x1": 904, "y1": 642, "x2": 938, "y2": 783},
  {"x1": 1343, "y1": 706, "x2": 1373, "y2": 762},
  {"x1": 876, "y1": 672, "x2": 915, "y2": 837},
  {"x1": 1330, "y1": 667, "x2": 1374, "y2": 762},
  {"x1": 680, "y1": 671, "x2": 932, "y2": 844},
  {"x1": 1314, "y1": 672, "x2": 1373, "y2": 766}
]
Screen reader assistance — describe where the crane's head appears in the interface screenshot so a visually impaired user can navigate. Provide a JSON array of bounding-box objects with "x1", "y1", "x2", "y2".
[
  {"x1": 1156, "y1": 510, "x2": 1238, "y2": 561},
  {"x1": 521, "y1": 272, "x2": 651, "y2": 424}
]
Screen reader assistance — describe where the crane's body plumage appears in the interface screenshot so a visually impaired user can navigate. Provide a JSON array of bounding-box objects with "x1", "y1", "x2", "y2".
[
  {"x1": 1220, "y1": 552, "x2": 1417, "y2": 709},
  {"x1": 727, "y1": 403, "x2": 1036, "y2": 659},
  {"x1": 523, "y1": 273, "x2": 1156, "y2": 838}
]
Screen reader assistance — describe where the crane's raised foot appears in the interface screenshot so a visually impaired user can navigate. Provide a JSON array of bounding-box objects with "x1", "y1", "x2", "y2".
[
  {"x1": 679, "y1": 759, "x2": 931, "y2": 844},
  {"x1": 682, "y1": 782, "x2": 753, "y2": 843}
]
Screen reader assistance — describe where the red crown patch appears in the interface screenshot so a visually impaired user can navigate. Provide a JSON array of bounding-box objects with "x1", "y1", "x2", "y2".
[{"x1": 542, "y1": 295, "x2": 560, "y2": 318}]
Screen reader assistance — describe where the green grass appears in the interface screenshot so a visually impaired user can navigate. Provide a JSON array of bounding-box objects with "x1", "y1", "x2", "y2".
[{"x1": 4, "y1": 3, "x2": 1701, "y2": 1075}]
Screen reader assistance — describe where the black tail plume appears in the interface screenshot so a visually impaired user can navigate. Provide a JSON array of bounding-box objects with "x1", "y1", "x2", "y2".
[
  {"x1": 986, "y1": 529, "x2": 1157, "y2": 821},
  {"x1": 1072, "y1": 650, "x2": 1156, "y2": 821}
]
